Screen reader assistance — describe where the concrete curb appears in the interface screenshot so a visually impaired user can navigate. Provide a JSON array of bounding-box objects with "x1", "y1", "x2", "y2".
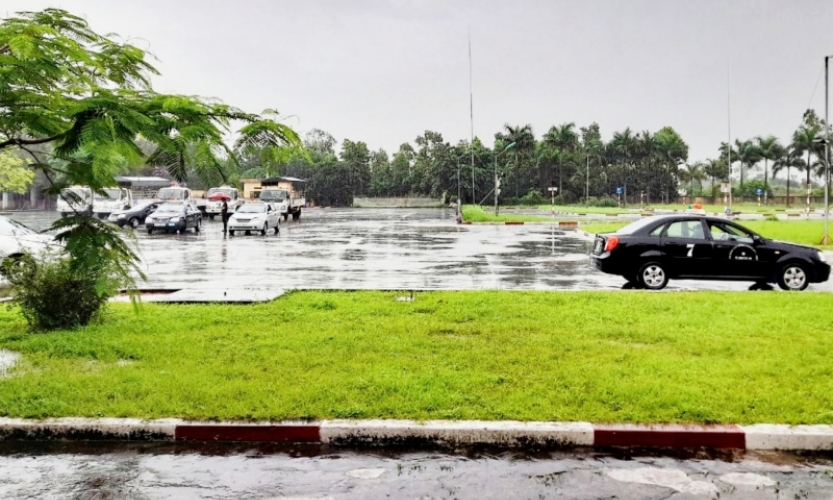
[{"x1": 2, "y1": 418, "x2": 833, "y2": 450}]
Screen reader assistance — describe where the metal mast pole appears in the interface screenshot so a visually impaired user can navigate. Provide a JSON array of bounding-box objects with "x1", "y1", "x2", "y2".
[
  {"x1": 727, "y1": 61, "x2": 733, "y2": 212},
  {"x1": 824, "y1": 55, "x2": 830, "y2": 244},
  {"x1": 469, "y1": 33, "x2": 475, "y2": 206}
]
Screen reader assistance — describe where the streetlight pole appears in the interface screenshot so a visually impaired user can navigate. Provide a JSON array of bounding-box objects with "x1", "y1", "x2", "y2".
[
  {"x1": 494, "y1": 142, "x2": 516, "y2": 216},
  {"x1": 824, "y1": 55, "x2": 831, "y2": 245}
]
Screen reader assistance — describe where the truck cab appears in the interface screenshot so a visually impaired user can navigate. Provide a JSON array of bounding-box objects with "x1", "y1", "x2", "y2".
[
  {"x1": 204, "y1": 186, "x2": 243, "y2": 219},
  {"x1": 258, "y1": 188, "x2": 290, "y2": 218},
  {"x1": 56, "y1": 186, "x2": 93, "y2": 217},
  {"x1": 156, "y1": 186, "x2": 194, "y2": 209},
  {"x1": 92, "y1": 187, "x2": 133, "y2": 219}
]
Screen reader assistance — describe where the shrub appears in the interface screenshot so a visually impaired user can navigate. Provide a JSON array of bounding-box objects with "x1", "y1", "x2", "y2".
[
  {"x1": 4, "y1": 255, "x2": 111, "y2": 330},
  {"x1": 588, "y1": 196, "x2": 619, "y2": 207},
  {"x1": 519, "y1": 189, "x2": 544, "y2": 205},
  {"x1": 4, "y1": 216, "x2": 143, "y2": 331},
  {"x1": 554, "y1": 190, "x2": 577, "y2": 205}
]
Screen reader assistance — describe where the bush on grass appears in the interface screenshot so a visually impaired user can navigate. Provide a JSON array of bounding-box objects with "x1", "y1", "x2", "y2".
[
  {"x1": 588, "y1": 196, "x2": 619, "y2": 207},
  {"x1": 3, "y1": 254, "x2": 119, "y2": 330},
  {"x1": 519, "y1": 189, "x2": 544, "y2": 205},
  {"x1": 554, "y1": 190, "x2": 577, "y2": 205}
]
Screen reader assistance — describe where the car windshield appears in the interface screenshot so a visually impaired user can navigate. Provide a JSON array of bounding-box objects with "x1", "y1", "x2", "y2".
[
  {"x1": 259, "y1": 190, "x2": 286, "y2": 202},
  {"x1": 157, "y1": 188, "x2": 186, "y2": 200},
  {"x1": 208, "y1": 188, "x2": 236, "y2": 197},
  {"x1": 237, "y1": 204, "x2": 268, "y2": 213},
  {"x1": 154, "y1": 204, "x2": 185, "y2": 214},
  {"x1": 0, "y1": 216, "x2": 38, "y2": 237},
  {"x1": 131, "y1": 202, "x2": 155, "y2": 212},
  {"x1": 614, "y1": 217, "x2": 665, "y2": 235},
  {"x1": 61, "y1": 187, "x2": 90, "y2": 201},
  {"x1": 94, "y1": 188, "x2": 122, "y2": 201}
]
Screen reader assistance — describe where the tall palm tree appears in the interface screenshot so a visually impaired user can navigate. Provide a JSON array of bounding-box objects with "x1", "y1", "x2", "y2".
[
  {"x1": 679, "y1": 162, "x2": 705, "y2": 197},
  {"x1": 542, "y1": 123, "x2": 578, "y2": 195},
  {"x1": 772, "y1": 146, "x2": 806, "y2": 207},
  {"x1": 733, "y1": 139, "x2": 761, "y2": 191},
  {"x1": 702, "y1": 158, "x2": 726, "y2": 200},
  {"x1": 496, "y1": 123, "x2": 535, "y2": 198},
  {"x1": 792, "y1": 123, "x2": 822, "y2": 191},
  {"x1": 610, "y1": 128, "x2": 637, "y2": 205},
  {"x1": 755, "y1": 135, "x2": 785, "y2": 204}
]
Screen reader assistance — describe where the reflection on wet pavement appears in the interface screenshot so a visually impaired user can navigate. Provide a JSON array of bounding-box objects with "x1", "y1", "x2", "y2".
[
  {"x1": 7, "y1": 208, "x2": 832, "y2": 292},
  {"x1": 0, "y1": 444, "x2": 831, "y2": 499}
]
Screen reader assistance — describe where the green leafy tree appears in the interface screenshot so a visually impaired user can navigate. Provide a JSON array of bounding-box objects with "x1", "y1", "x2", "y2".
[
  {"x1": 0, "y1": 151, "x2": 34, "y2": 193},
  {"x1": 755, "y1": 135, "x2": 785, "y2": 204},
  {"x1": 772, "y1": 146, "x2": 806, "y2": 207},
  {"x1": 0, "y1": 8, "x2": 300, "y2": 328}
]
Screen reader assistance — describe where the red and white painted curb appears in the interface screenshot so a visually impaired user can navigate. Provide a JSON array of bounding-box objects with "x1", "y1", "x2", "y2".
[{"x1": 2, "y1": 418, "x2": 833, "y2": 450}]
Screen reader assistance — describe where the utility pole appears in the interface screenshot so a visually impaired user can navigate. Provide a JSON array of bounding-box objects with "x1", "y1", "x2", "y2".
[
  {"x1": 727, "y1": 61, "x2": 733, "y2": 213},
  {"x1": 824, "y1": 55, "x2": 831, "y2": 244}
]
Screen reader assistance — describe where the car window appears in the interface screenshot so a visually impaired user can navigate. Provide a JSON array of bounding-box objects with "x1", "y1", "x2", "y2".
[
  {"x1": 664, "y1": 220, "x2": 706, "y2": 240},
  {"x1": 710, "y1": 222, "x2": 754, "y2": 244},
  {"x1": 648, "y1": 224, "x2": 665, "y2": 237}
]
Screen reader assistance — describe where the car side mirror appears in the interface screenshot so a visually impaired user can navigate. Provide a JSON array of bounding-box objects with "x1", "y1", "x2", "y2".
[{"x1": 753, "y1": 235, "x2": 764, "y2": 245}]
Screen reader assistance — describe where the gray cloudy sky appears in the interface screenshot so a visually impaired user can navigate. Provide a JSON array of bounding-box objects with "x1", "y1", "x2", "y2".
[{"x1": 4, "y1": 0, "x2": 833, "y2": 162}]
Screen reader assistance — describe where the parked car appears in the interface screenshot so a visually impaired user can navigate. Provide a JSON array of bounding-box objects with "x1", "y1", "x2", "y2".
[
  {"x1": 590, "y1": 215, "x2": 830, "y2": 291},
  {"x1": 107, "y1": 201, "x2": 160, "y2": 228},
  {"x1": 0, "y1": 215, "x2": 62, "y2": 277},
  {"x1": 145, "y1": 203, "x2": 202, "y2": 234},
  {"x1": 228, "y1": 202, "x2": 280, "y2": 236}
]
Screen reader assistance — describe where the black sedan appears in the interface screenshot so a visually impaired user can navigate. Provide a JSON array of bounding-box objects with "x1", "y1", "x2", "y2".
[
  {"x1": 107, "y1": 201, "x2": 160, "y2": 228},
  {"x1": 145, "y1": 203, "x2": 202, "y2": 234},
  {"x1": 590, "y1": 215, "x2": 830, "y2": 291}
]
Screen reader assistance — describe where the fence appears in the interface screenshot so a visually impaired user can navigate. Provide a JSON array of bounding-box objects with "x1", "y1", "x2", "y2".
[{"x1": 352, "y1": 197, "x2": 445, "y2": 208}]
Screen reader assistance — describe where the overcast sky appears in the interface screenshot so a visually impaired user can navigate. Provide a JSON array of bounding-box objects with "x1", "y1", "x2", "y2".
[{"x1": 4, "y1": 0, "x2": 833, "y2": 162}]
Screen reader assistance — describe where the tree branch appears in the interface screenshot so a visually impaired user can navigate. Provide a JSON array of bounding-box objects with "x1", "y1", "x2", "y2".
[{"x1": 0, "y1": 135, "x2": 61, "y2": 150}]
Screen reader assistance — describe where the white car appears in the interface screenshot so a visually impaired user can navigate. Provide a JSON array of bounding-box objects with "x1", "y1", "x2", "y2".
[
  {"x1": 228, "y1": 203, "x2": 280, "y2": 236},
  {"x1": 0, "y1": 216, "x2": 62, "y2": 277}
]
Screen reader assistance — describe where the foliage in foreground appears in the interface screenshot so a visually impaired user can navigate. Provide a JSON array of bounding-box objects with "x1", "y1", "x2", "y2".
[
  {"x1": 0, "y1": 8, "x2": 301, "y2": 328},
  {"x1": 4, "y1": 216, "x2": 142, "y2": 330},
  {"x1": 1, "y1": 291, "x2": 833, "y2": 424}
]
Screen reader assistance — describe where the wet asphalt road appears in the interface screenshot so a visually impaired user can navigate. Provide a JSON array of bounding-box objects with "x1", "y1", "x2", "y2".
[
  {"x1": 1, "y1": 444, "x2": 833, "y2": 499},
  {"x1": 7, "y1": 208, "x2": 833, "y2": 292}
]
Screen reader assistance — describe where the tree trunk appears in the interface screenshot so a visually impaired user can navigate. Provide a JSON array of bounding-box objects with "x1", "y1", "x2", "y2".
[
  {"x1": 764, "y1": 159, "x2": 768, "y2": 205},
  {"x1": 786, "y1": 166, "x2": 791, "y2": 207}
]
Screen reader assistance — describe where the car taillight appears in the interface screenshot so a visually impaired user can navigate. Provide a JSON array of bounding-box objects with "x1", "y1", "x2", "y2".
[{"x1": 604, "y1": 236, "x2": 619, "y2": 252}]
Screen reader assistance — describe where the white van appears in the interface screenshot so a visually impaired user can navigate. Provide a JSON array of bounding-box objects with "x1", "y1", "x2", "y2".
[
  {"x1": 92, "y1": 187, "x2": 133, "y2": 219},
  {"x1": 56, "y1": 186, "x2": 93, "y2": 217}
]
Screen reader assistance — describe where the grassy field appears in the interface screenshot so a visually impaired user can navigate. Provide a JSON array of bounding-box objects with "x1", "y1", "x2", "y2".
[
  {"x1": 581, "y1": 220, "x2": 833, "y2": 248},
  {"x1": 538, "y1": 203, "x2": 809, "y2": 215},
  {"x1": 2, "y1": 291, "x2": 833, "y2": 424},
  {"x1": 461, "y1": 205, "x2": 552, "y2": 222}
]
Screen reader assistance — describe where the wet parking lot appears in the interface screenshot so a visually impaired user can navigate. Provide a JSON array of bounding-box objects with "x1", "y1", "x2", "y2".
[
  {"x1": 1, "y1": 443, "x2": 833, "y2": 499},
  {"x1": 7, "y1": 207, "x2": 833, "y2": 293}
]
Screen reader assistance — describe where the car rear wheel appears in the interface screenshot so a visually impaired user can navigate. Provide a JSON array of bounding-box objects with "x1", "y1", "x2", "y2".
[
  {"x1": 261, "y1": 224, "x2": 267, "y2": 236},
  {"x1": 147, "y1": 228, "x2": 152, "y2": 235},
  {"x1": 777, "y1": 262, "x2": 809, "y2": 291},
  {"x1": 637, "y1": 262, "x2": 668, "y2": 290}
]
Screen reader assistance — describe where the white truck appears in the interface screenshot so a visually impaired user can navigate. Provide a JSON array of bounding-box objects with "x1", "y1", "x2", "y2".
[
  {"x1": 156, "y1": 186, "x2": 195, "y2": 208},
  {"x1": 258, "y1": 178, "x2": 306, "y2": 220},
  {"x1": 56, "y1": 186, "x2": 93, "y2": 217},
  {"x1": 204, "y1": 186, "x2": 244, "y2": 219},
  {"x1": 92, "y1": 187, "x2": 133, "y2": 219}
]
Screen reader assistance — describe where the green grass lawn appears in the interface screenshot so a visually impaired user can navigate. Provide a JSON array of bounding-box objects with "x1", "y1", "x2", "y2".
[
  {"x1": 461, "y1": 205, "x2": 553, "y2": 222},
  {"x1": 534, "y1": 203, "x2": 807, "y2": 215},
  {"x1": 2, "y1": 291, "x2": 833, "y2": 424},
  {"x1": 580, "y1": 220, "x2": 833, "y2": 249}
]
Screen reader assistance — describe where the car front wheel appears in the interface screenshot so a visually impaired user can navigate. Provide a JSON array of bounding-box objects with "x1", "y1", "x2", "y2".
[
  {"x1": 637, "y1": 262, "x2": 668, "y2": 290},
  {"x1": 777, "y1": 262, "x2": 809, "y2": 291}
]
